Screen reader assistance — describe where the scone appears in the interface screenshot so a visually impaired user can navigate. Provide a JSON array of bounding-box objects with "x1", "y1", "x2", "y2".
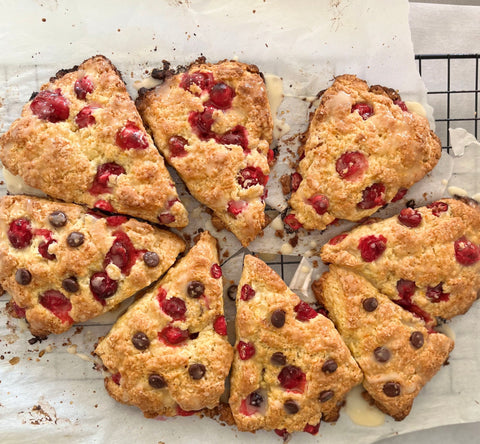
[
  {"x1": 136, "y1": 59, "x2": 273, "y2": 246},
  {"x1": 0, "y1": 55, "x2": 188, "y2": 227},
  {"x1": 229, "y1": 255, "x2": 362, "y2": 434},
  {"x1": 287, "y1": 75, "x2": 441, "y2": 231},
  {"x1": 320, "y1": 198, "x2": 480, "y2": 326},
  {"x1": 0, "y1": 195, "x2": 185, "y2": 336},
  {"x1": 313, "y1": 265, "x2": 454, "y2": 420},
  {"x1": 95, "y1": 232, "x2": 233, "y2": 417}
]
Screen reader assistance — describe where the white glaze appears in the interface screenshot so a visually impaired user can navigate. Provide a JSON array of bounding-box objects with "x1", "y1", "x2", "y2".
[
  {"x1": 280, "y1": 243, "x2": 293, "y2": 255},
  {"x1": 405, "y1": 101, "x2": 427, "y2": 118},
  {"x1": 264, "y1": 73, "x2": 290, "y2": 139},
  {"x1": 345, "y1": 385, "x2": 386, "y2": 427},
  {"x1": 2, "y1": 167, "x2": 47, "y2": 197},
  {"x1": 448, "y1": 186, "x2": 468, "y2": 197}
]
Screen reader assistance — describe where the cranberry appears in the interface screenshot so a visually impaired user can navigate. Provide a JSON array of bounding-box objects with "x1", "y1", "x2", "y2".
[
  {"x1": 39, "y1": 290, "x2": 73, "y2": 324},
  {"x1": 357, "y1": 183, "x2": 386, "y2": 209},
  {"x1": 308, "y1": 194, "x2": 329, "y2": 215},
  {"x1": 161, "y1": 296, "x2": 187, "y2": 320},
  {"x1": 189, "y1": 107, "x2": 215, "y2": 140},
  {"x1": 394, "y1": 280, "x2": 432, "y2": 324},
  {"x1": 358, "y1": 235, "x2": 387, "y2": 262},
  {"x1": 210, "y1": 264, "x2": 222, "y2": 278},
  {"x1": 159, "y1": 326, "x2": 189, "y2": 345},
  {"x1": 240, "y1": 284, "x2": 255, "y2": 301},
  {"x1": 208, "y1": 82, "x2": 235, "y2": 109},
  {"x1": 284, "y1": 214, "x2": 303, "y2": 231},
  {"x1": 294, "y1": 301, "x2": 318, "y2": 321},
  {"x1": 30, "y1": 89, "x2": 69, "y2": 123},
  {"x1": 168, "y1": 135, "x2": 188, "y2": 158},
  {"x1": 74, "y1": 76, "x2": 94, "y2": 99},
  {"x1": 94, "y1": 200, "x2": 115, "y2": 212},
  {"x1": 278, "y1": 365, "x2": 306, "y2": 393},
  {"x1": 158, "y1": 213, "x2": 175, "y2": 225},
  {"x1": 104, "y1": 231, "x2": 139, "y2": 275},
  {"x1": 216, "y1": 125, "x2": 249, "y2": 151},
  {"x1": 426, "y1": 283, "x2": 450, "y2": 303},
  {"x1": 237, "y1": 341, "x2": 255, "y2": 360},
  {"x1": 176, "y1": 406, "x2": 198, "y2": 416},
  {"x1": 213, "y1": 315, "x2": 228, "y2": 336},
  {"x1": 111, "y1": 372, "x2": 121, "y2": 385},
  {"x1": 396, "y1": 279, "x2": 416, "y2": 301},
  {"x1": 75, "y1": 105, "x2": 99, "y2": 128},
  {"x1": 391, "y1": 188, "x2": 408, "y2": 202},
  {"x1": 427, "y1": 201, "x2": 449, "y2": 216},
  {"x1": 90, "y1": 271, "x2": 118, "y2": 304},
  {"x1": 9, "y1": 301, "x2": 26, "y2": 318},
  {"x1": 180, "y1": 71, "x2": 214, "y2": 92},
  {"x1": 336, "y1": 151, "x2": 368, "y2": 181},
  {"x1": 454, "y1": 236, "x2": 480, "y2": 266},
  {"x1": 227, "y1": 200, "x2": 247, "y2": 216},
  {"x1": 35, "y1": 229, "x2": 56, "y2": 260},
  {"x1": 394, "y1": 100, "x2": 408, "y2": 111},
  {"x1": 8, "y1": 218, "x2": 33, "y2": 249},
  {"x1": 398, "y1": 208, "x2": 422, "y2": 228},
  {"x1": 267, "y1": 148, "x2": 275, "y2": 166},
  {"x1": 291, "y1": 172, "x2": 302, "y2": 192},
  {"x1": 90, "y1": 162, "x2": 126, "y2": 195},
  {"x1": 240, "y1": 391, "x2": 264, "y2": 416},
  {"x1": 351, "y1": 103, "x2": 374, "y2": 120},
  {"x1": 106, "y1": 216, "x2": 128, "y2": 227},
  {"x1": 116, "y1": 121, "x2": 149, "y2": 150},
  {"x1": 329, "y1": 233, "x2": 348, "y2": 245},
  {"x1": 274, "y1": 429, "x2": 290, "y2": 439},
  {"x1": 304, "y1": 423, "x2": 320, "y2": 435},
  {"x1": 237, "y1": 166, "x2": 268, "y2": 188}
]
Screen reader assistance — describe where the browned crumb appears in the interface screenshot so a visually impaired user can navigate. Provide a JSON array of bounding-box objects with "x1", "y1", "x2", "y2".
[
  {"x1": 280, "y1": 174, "x2": 291, "y2": 195},
  {"x1": 289, "y1": 235, "x2": 299, "y2": 248},
  {"x1": 9, "y1": 357, "x2": 20, "y2": 365}
]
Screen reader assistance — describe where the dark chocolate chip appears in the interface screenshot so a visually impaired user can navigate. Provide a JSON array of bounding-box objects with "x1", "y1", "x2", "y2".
[
  {"x1": 15, "y1": 268, "x2": 32, "y2": 285},
  {"x1": 322, "y1": 359, "x2": 338, "y2": 373},
  {"x1": 143, "y1": 251, "x2": 159, "y2": 267},
  {"x1": 284, "y1": 400, "x2": 299, "y2": 414},
  {"x1": 48, "y1": 211, "x2": 67, "y2": 227},
  {"x1": 189, "y1": 332, "x2": 199, "y2": 340},
  {"x1": 406, "y1": 199, "x2": 416, "y2": 209},
  {"x1": 227, "y1": 284, "x2": 238, "y2": 301},
  {"x1": 319, "y1": 390, "x2": 334, "y2": 402},
  {"x1": 374, "y1": 346, "x2": 391, "y2": 363},
  {"x1": 410, "y1": 331, "x2": 424, "y2": 349},
  {"x1": 247, "y1": 390, "x2": 264, "y2": 407},
  {"x1": 148, "y1": 374, "x2": 166, "y2": 389},
  {"x1": 187, "y1": 281, "x2": 204, "y2": 298},
  {"x1": 67, "y1": 232, "x2": 84, "y2": 247},
  {"x1": 383, "y1": 382, "x2": 401, "y2": 397},
  {"x1": 270, "y1": 309, "x2": 286, "y2": 328},
  {"x1": 62, "y1": 277, "x2": 79, "y2": 293},
  {"x1": 132, "y1": 332, "x2": 150, "y2": 350},
  {"x1": 188, "y1": 363, "x2": 206, "y2": 380},
  {"x1": 362, "y1": 297, "x2": 378, "y2": 312},
  {"x1": 270, "y1": 352, "x2": 287, "y2": 366}
]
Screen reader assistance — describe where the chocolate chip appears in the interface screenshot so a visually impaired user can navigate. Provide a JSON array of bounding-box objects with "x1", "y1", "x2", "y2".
[
  {"x1": 132, "y1": 332, "x2": 150, "y2": 350},
  {"x1": 67, "y1": 231, "x2": 84, "y2": 247},
  {"x1": 270, "y1": 352, "x2": 287, "y2": 366},
  {"x1": 15, "y1": 268, "x2": 32, "y2": 285},
  {"x1": 187, "y1": 281, "x2": 204, "y2": 298},
  {"x1": 270, "y1": 309, "x2": 286, "y2": 328},
  {"x1": 374, "y1": 346, "x2": 391, "y2": 363},
  {"x1": 410, "y1": 331, "x2": 424, "y2": 349},
  {"x1": 148, "y1": 374, "x2": 166, "y2": 389},
  {"x1": 284, "y1": 400, "x2": 299, "y2": 414},
  {"x1": 48, "y1": 211, "x2": 67, "y2": 227},
  {"x1": 322, "y1": 359, "x2": 338, "y2": 373},
  {"x1": 189, "y1": 332, "x2": 199, "y2": 340},
  {"x1": 362, "y1": 297, "x2": 378, "y2": 312},
  {"x1": 406, "y1": 199, "x2": 416, "y2": 209},
  {"x1": 188, "y1": 363, "x2": 206, "y2": 380},
  {"x1": 319, "y1": 390, "x2": 334, "y2": 402},
  {"x1": 247, "y1": 390, "x2": 263, "y2": 407},
  {"x1": 227, "y1": 284, "x2": 238, "y2": 301},
  {"x1": 62, "y1": 277, "x2": 79, "y2": 293},
  {"x1": 143, "y1": 251, "x2": 159, "y2": 267},
  {"x1": 383, "y1": 382, "x2": 400, "y2": 397}
]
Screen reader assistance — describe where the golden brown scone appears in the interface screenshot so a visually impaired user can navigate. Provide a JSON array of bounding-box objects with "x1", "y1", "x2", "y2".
[
  {"x1": 286, "y1": 75, "x2": 441, "y2": 231},
  {"x1": 0, "y1": 55, "x2": 188, "y2": 227},
  {"x1": 136, "y1": 60, "x2": 273, "y2": 246},
  {"x1": 0, "y1": 195, "x2": 185, "y2": 336},
  {"x1": 95, "y1": 232, "x2": 233, "y2": 417},
  {"x1": 313, "y1": 266, "x2": 454, "y2": 420},
  {"x1": 229, "y1": 255, "x2": 362, "y2": 434},
  {"x1": 320, "y1": 198, "x2": 480, "y2": 327}
]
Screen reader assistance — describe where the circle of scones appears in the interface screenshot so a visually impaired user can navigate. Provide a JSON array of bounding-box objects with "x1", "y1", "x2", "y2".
[
  {"x1": 288, "y1": 75, "x2": 442, "y2": 230},
  {"x1": 0, "y1": 195, "x2": 185, "y2": 336}
]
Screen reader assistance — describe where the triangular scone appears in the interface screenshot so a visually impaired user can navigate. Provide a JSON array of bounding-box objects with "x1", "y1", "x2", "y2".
[
  {"x1": 229, "y1": 255, "x2": 362, "y2": 434},
  {"x1": 136, "y1": 60, "x2": 273, "y2": 246},
  {"x1": 287, "y1": 75, "x2": 441, "y2": 231},
  {"x1": 0, "y1": 55, "x2": 188, "y2": 227},
  {"x1": 320, "y1": 198, "x2": 480, "y2": 327},
  {"x1": 95, "y1": 232, "x2": 233, "y2": 417},
  {"x1": 0, "y1": 195, "x2": 185, "y2": 336},
  {"x1": 313, "y1": 266, "x2": 454, "y2": 420}
]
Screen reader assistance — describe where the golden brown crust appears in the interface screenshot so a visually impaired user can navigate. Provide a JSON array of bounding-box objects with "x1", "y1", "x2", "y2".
[
  {"x1": 0, "y1": 55, "x2": 188, "y2": 227},
  {"x1": 0, "y1": 195, "x2": 185, "y2": 336},
  {"x1": 289, "y1": 75, "x2": 441, "y2": 230},
  {"x1": 314, "y1": 266, "x2": 453, "y2": 420},
  {"x1": 320, "y1": 198, "x2": 480, "y2": 325},
  {"x1": 136, "y1": 60, "x2": 273, "y2": 246},
  {"x1": 229, "y1": 255, "x2": 362, "y2": 433},
  {"x1": 95, "y1": 232, "x2": 233, "y2": 417}
]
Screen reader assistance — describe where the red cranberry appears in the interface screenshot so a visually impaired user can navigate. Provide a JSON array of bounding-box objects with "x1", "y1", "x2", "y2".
[
  {"x1": 176, "y1": 406, "x2": 198, "y2": 416},
  {"x1": 237, "y1": 341, "x2": 255, "y2": 360},
  {"x1": 111, "y1": 372, "x2": 121, "y2": 385},
  {"x1": 74, "y1": 76, "x2": 94, "y2": 99},
  {"x1": 291, "y1": 172, "x2": 302, "y2": 192},
  {"x1": 237, "y1": 166, "x2": 268, "y2": 188},
  {"x1": 274, "y1": 429, "x2": 290, "y2": 439},
  {"x1": 116, "y1": 121, "x2": 149, "y2": 150},
  {"x1": 454, "y1": 236, "x2": 480, "y2": 266},
  {"x1": 208, "y1": 82, "x2": 235, "y2": 109},
  {"x1": 104, "y1": 231, "x2": 139, "y2": 275},
  {"x1": 329, "y1": 233, "x2": 348, "y2": 245},
  {"x1": 180, "y1": 71, "x2": 214, "y2": 92},
  {"x1": 304, "y1": 423, "x2": 320, "y2": 435},
  {"x1": 161, "y1": 296, "x2": 187, "y2": 320},
  {"x1": 8, "y1": 218, "x2": 33, "y2": 249},
  {"x1": 90, "y1": 271, "x2": 118, "y2": 304},
  {"x1": 398, "y1": 208, "x2": 422, "y2": 228},
  {"x1": 159, "y1": 326, "x2": 189, "y2": 345},
  {"x1": 391, "y1": 188, "x2": 408, "y2": 202},
  {"x1": 427, "y1": 201, "x2": 448, "y2": 216},
  {"x1": 357, "y1": 183, "x2": 386, "y2": 209},
  {"x1": 240, "y1": 284, "x2": 255, "y2": 301},
  {"x1": 358, "y1": 235, "x2": 387, "y2": 262},
  {"x1": 278, "y1": 365, "x2": 306, "y2": 393},
  {"x1": 9, "y1": 301, "x2": 26, "y2": 318},
  {"x1": 294, "y1": 301, "x2": 318, "y2": 321},
  {"x1": 30, "y1": 89, "x2": 69, "y2": 123},
  {"x1": 90, "y1": 162, "x2": 126, "y2": 195},
  {"x1": 94, "y1": 200, "x2": 115, "y2": 212},
  {"x1": 106, "y1": 216, "x2": 128, "y2": 227},
  {"x1": 75, "y1": 105, "x2": 99, "y2": 128},
  {"x1": 39, "y1": 290, "x2": 73, "y2": 324},
  {"x1": 210, "y1": 264, "x2": 222, "y2": 278},
  {"x1": 394, "y1": 100, "x2": 408, "y2": 111},
  {"x1": 426, "y1": 283, "x2": 450, "y2": 303},
  {"x1": 396, "y1": 279, "x2": 416, "y2": 301},
  {"x1": 351, "y1": 103, "x2": 374, "y2": 119},
  {"x1": 284, "y1": 214, "x2": 303, "y2": 231},
  {"x1": 308, "y1": 194, "x2": 329, "y2": 215},
  {"x1": 168, "y1": 135, "x2": 188, "y2": 158},
  {"x1": 213, "y1": 316, "x2": 228, "y2": 336},
  {"x1": 158, "y1": 213, "x2": 176, "y2": 225},
  {"x1": 216, "y1": 125, "x2": 249, "y2": 151},
  {"x1": 336, "y1": 151, "x2": 368, "y2": 181},
  {"x1": 267, "y1": 148, "x2": 275, "y2": 166},
  {"x1": 227, "y1": 200, "x2": 248, "y2": 217},
  {"x1": 35, "y1": 229, "x2": 56, "y2": 260},
  {"x1": 189, "y1": 107, "x2": 215, "y2": 140}
]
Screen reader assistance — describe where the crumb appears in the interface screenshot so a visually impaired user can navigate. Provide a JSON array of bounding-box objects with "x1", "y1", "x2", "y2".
[
  {"x1": 280, "y1": 174, "x2": 291, "y2": 195},
  {"x1": 289, "y1": 235, "x2": 299, "y2": 248},
  {"x1": 9, "y1": 357, "x2": 20, "y2": 365}
]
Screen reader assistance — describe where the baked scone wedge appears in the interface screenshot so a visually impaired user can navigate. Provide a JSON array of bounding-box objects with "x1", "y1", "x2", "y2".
[
  {"x1": 0, "y1": 195, "x2": 185, "y2": 336},
  {"x1": 136, "y1": 59, "x2": 273, "y2": 246},
  {"x1": 229, "y1": 255, "x2": 362, "y2": 434},
  {"x1": 321, "y1": 198, "x2": 480, "y2": 327},
  {"x1": 287, "y1": 75, "x2": 441, "y2": 231},
  {"x1": 95, "y1": 232, "x2": 233, "y2": 417},
  {"x1": 313, "y1": 266, "x2": 454, "y2": 420},
  {"x1": 0, "y1": 55, "x2": 188, "y2": 227}
]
